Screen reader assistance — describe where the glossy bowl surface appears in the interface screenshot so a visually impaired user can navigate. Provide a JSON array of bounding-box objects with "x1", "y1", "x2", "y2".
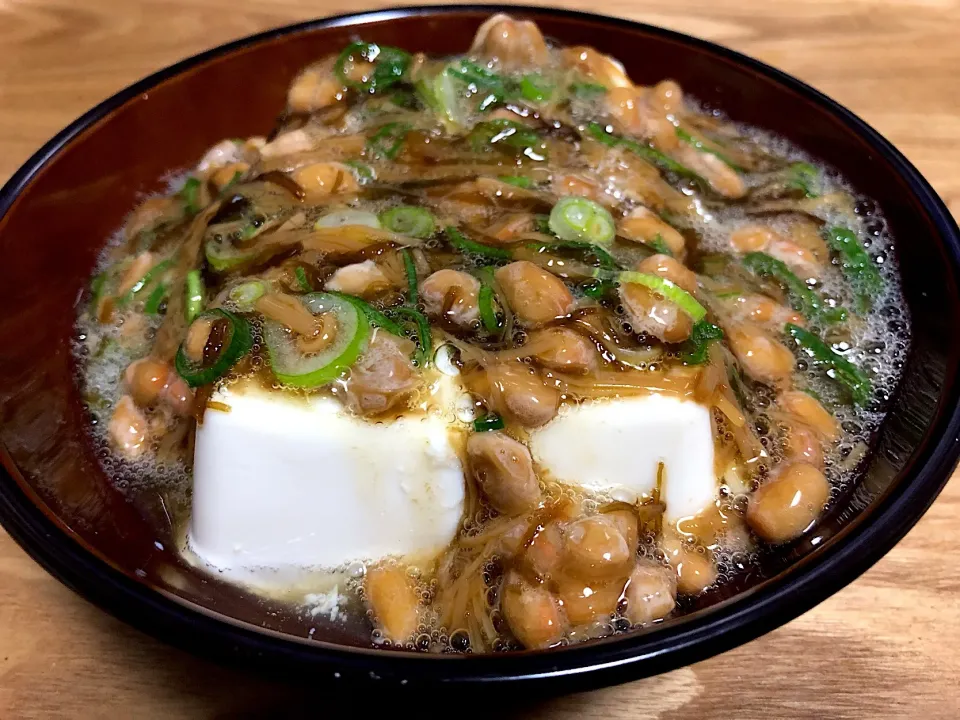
[{"x1": 1, "y1": 5, "x2": 958, "y2": 691}]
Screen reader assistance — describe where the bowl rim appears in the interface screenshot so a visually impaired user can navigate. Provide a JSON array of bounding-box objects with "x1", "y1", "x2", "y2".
[{"x1": 2, "y1": 3, "x2": 959, "y2": 689}]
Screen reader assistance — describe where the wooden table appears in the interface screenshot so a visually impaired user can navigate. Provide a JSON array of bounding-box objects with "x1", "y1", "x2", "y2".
[{"x1": 2, "y1": 1, "x2": 959, "y2": 717}]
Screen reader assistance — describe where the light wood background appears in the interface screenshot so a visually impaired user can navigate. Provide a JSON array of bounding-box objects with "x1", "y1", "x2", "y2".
[{"x1": 2, "y1": 1, "x2": 959, "y2": 717}]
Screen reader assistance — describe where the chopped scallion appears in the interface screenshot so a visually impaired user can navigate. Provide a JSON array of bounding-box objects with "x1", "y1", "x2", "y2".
[
  {"x1": 294, "y1": 266, "x2": 312, "y2": 292},
  {"x1": 822, "y1": 226, "x2": 884, "y2": 313},
  {"x1": 380, "y1": 206, "x2": 436, "y2": 238},
  {"x1": 180, "y1": 177, "x2": 202, "y2": 214},
  {"x1": 367, "y1": 122, "x2": 411, "y2": 160},
  {"x1": 478, "y1": 283, "x2": 502, "y2": 333},
  {"x1": 584, "y1": 122, "x2": 701, "y2": 181},
  {"x1": 473, "y1": 414, "x2": 505, "y2": 432},
  {"x1": 519, "y1": 74, "x2": 553, "y2": 103},
  {"x1": 387, "y1": 305, "x2": 433, "y2": 367},
  {"x1": 228, "y1": 280, "x2": 267, "y2": 311},
  {"x1": 445, "y1": 226, "x2": 512, "y2": 262},
  {"x1": 785, "y1": 323, "x2": 872, "y2": 406},
  {"x1": 344, "y1": 160, "x2": 376, "y2": 184},
  {"x1": 675, "y1": 127, "x2": 744, "y2": 172},
  {"x1": 569, "y1": 81, "x2": 607, "y2": 99},
  {"x1": 742, "y1": 252, "x2": 847, "y2": 325},
  {"x1": 608, "y1": 270, "x2": 707, "y2": 321},
  {"x1": 333, "y1": 41, "x2": 411, "y2": 93},
  {"x1": 89, "y1": 272, "x2": 107, "y2": 311},
  {"x1": 327, "y1": 292, "x2": 406, "y2": 337},
  {"x1": 497, "y1": 175, "x2": 534, "y2": 189},
  {"x1": 402, "y1": 248, "x2": 418, "y2": 305},
  {"x1": 175, "y1": 308, "x2": 253, "y2": 387},
  {"x1": 680, "y1": 320, "x2": 724, "y2": 364},
  {"x1": 548, "y1": 197, "x2": 616, "y2": 245},
  {"x1": 646, "y1": 234, "x2": 673, "y2": 257},
  {"x1": 469, "y1": 119, "x2": 547, "y2": 161},
  {"x1": 143, "y1": 283, "x2": 168, "y2": 315},
  {"x1": 581, "y1": 278, "x2": 616, "y2": 299},
  {"x1": 118, "y1": 259, "x2": 173, "y2": 307},
  {"x1": 185, "y1": 269, "x2": 205, "y2": 323},
  {"x1": 446, "y1": 60, "x2": 511, "y2": 111},
  {"x1": 786, "y1": 162, "x2": 819, "y2": 198},
  {"x1": 526, "y1": 239, "x2": 621, "y2": 270}
]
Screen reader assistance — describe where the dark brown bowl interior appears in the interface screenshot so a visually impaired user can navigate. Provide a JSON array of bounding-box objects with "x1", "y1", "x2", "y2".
[{"x1": 1, "y1": 6, "x2": 959, "y2": 689}]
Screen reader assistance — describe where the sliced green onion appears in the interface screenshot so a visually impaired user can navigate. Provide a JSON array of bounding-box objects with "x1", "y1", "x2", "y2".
[
  {"x1": 118, "y1": 258, "x2": 173, "y2": 306},
  {"x1": 675, "y1": 127, "x2": 744, "y2": 172},
  {"x1": 786, "y1": 162, "x2": 819, "y2": 198},
  {"x1": 610, "y1": 270, "x2": 707, "y2": 322},
  {"x1": 380, "y1": 206, "x2": 436, "y2": 238},
  {"x1": 785, "y1": 323, "x2": 872, "y2": 406},
  {"x1": 333, "y1": 41, "x2": 411, "y2": 93},
  {"x1": 519, "y1": 74, "x2": 553, "y2": 103},
  {"x1": 822, "y1": 226, "x2": 884, "y2": 313},
  {"x1": 89, "y1": 272, "x2": 107, "y2": 311},
  {"x1": 473, "y1": 414, "x2": 505, "y2": 432},
  {"x1": 742, "y1": 252, "x2": 847, "y2": 325},
  {"x1": 184, "y1": 270, "x2": 205, "y2": 323},
  {"x1": 314, "y1": 209, "x2": 382, "y2": 229},
  {"x1": 680, "y1": 320, "x2": 724, "y2": 364},
  {"x1": 205, "y1": 239, "x2": 256, "y2": 273},
  {"x1": 475, "y1": 266, "x2": 501, "y2": 328},
  {"x1": 581, "y1": 278, "x2": 616, "y2": 299},
  {"x1": 497, "y1": 175, "x2": 534, "y2": 189},
  {"x1": 295, "y1": 266, "x2": 312, "y2": 292},
  {"x1": 585, "y1": 122, "x2": 620, "y2": 148},
  {"x1": 143, "y1": 283, "x2": 168, "y2": 315},
  {"x1": 526, "y1": 239, "x2": 621, "y2": 270},
  {"x1": 569, "y1": 81, "x2": 607, "y2": 99},
  {"x1": 416, "y1": 66, "x2": 464, "y2": 131},
  {"x1": 402, "y1": 248, "x2": 418, "y2": 304},
  {"x1": 180, "y1": 177, "x2": 202, "y2": 214},
  {"x1": 367, "y1": 122, "x2": 411, "y2": 160},
  {"x1": 175, "y1": 308, "x2": 253, "y2": 387},
  {"x1": 238, "y1": 222, "x2": 260, "y2": 242},
  {"x1": 646, "y1": 234, "x2": 673, "y2": 257},
  {"x1": 327, "y1": 291, "x2": 407, "y2": 337},
  {"x1": 227, "y1": 280, "x2": 267, "y2": 311},
  {"x1": 264, "y1": 293, "x2": 370, "y2": 388},
  {"x1": 478, "y1": 283, "x2": 502, "y2": 333},
  {"x1": 344, "y1": 160, "x2": 376, "y2": 184},
  {"x1": 534, "y1": 214, "x2": 552, "y2": 235},
  {"x1": 388, "y1": 88, "x2": 420, "y2": 109},
  {"x1": 387, "y1": 305, "x2": 432, "y2": 367},
  {"x1": 469, "y1": 119, "x2": 547, "y2": 161},
  {"x1": 584, "y1": 122, "x2": 701, "y2": 181},
  {"x1": 549, "y1": 197, "x2": 616, "y2": 245},
  {"x1": 446, "y1": 59, "x2": 511, "y2": 111},
  {"x1": 445, "y1": 226, "x2": 512, "y2": 262}
]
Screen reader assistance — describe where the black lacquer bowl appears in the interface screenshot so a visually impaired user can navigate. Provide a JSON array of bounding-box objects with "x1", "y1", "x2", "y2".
[{"x1": 0, "y1": 5, "x2": 958, "y2": 692}]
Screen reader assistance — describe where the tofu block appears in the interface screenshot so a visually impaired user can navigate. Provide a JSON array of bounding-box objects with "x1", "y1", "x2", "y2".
[
  {"x1": 188, "y1": 385, "x2": 465, "y2": 585},
  {"x1": 529, "y1": 394, "x2": 718, "y2": 522}
]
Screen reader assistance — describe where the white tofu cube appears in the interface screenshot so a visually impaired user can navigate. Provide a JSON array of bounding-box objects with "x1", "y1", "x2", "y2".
[
  {"x1": 187, "y1": 385, "x2": 465, "y2": 587},
  {"x1": 529, "y1": 394, "x2": 718, "y2": 523}
]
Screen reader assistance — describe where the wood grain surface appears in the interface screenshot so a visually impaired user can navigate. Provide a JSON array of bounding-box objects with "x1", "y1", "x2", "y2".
[{"x1": 2, "y1": 1, "x2": 959, "y2": 717}]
